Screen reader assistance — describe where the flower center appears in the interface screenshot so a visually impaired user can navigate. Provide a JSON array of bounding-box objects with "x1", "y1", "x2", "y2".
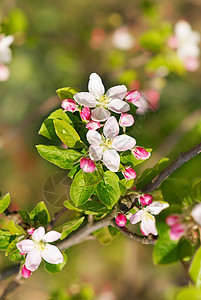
[
  {"x1": 35, "y1": 241, "x2": 46, "y2": 252},
  {"x1": 100, "y1": 136, "x2": 113, "y2": 151},
  {"x1": 144, "y1": 211, "x2": 154, "y2": 222},
  {"x1": 97, "y1": 95, "x2": 109, "y2": 108}
]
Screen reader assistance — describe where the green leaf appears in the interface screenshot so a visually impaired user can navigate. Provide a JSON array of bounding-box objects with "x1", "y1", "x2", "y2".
[
  {"x1": 83, "y1": 166, "x2": 104, "y2": 186},
  {"x1": 119, "y1": 182, "x2": 127, "y2": 196},
  {"x1": 120, "y1": 149, "x2": 152, "y2": 167},
  {"x1": 0, "y1": 230, "x2": 13, "y2": 251},
  {"x1": 45, "y1": 252, "x2": 68, "y2": 274},
  {"x1": 53, "y1": 119, "x2": 82, "y2": 149},
  {"x1": 56, "y1": 87, "x2": 79, "y2": 100},
  {"x1": 8, "y1": 220, "x2": 26, "y2": 235},
  {"x1": 175, "y1": 287, "x2": 201, "y2": 300},
  {"x1": 58, "y1": 217, "x2": 85, "y2": 240},
  {"x1": 96, "y1": 171, "x2": 120, "y2": 209},
  {"x1": 18, "y1": 210, "x2": 32, "y2": 224},
  {"x1": 0, "y1": 193, "x2": 10, "y2": 213},
  {"x1": 36, "y1": 145, "x2": 82, "y2": 169},
  {"x1": 68, "y1": 164, "x2": 80, "y2": 179},
  {"x1": 70, "y1": 171, "x2": 96, "y2": 206},
  {"x1": 93, "y1": 226, "x2": 120, "y2": 245},
  {"x1": 9, "y1": 249, "x2": 24, "y2": 262},
  {"x1": 189, "y1": 247, "x2": 201, "y2": 287},
  {"x1": 64, "y1": 198, "x2": 109, "y2": 215},
  {"x1": 6, "y1": 236, "x2": 24, "y2": 256},
  {"x1": 29, "y1": 201, "x2": 50, "y2": 225}
]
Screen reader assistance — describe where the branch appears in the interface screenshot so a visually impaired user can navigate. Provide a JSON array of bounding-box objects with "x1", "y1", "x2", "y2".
[
  {"x1": 142, "y1": 142, "x2": 201, "y2": 193},
  {"x1": 0, "y1": 272, "x2": 22, "y2": 300}
]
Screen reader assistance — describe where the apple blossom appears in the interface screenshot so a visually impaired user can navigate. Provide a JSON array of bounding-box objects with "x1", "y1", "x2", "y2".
[
  {"x1": 130, "y1": 201, "x2": 169, "y2": 235},
  {"x1": 169, "y1": 223, "x2": 185, "y2": 241},
  {"x1": 139, "y1": 194, "x2": 153, "y2": 206},
  {"x1": 87, "y1": 116, "x2": 136, "y2": 172},
  {"x1": 61, "y1": 99, "x2": 77, "y2": 112},
  {"x1": 123, "y1": 167, "x2": 137, "y2": 180},
  {"x1": 74, "y1": 73, "x2": 130, "y2": 122},
  {"x1": 166, "y1": 214, "x2": 180, "y2": 227},
  {"x1": 191, "y1": 203, "x2": 201, "y2": 226},
  {"x1": 115, "y1": 213, "x2": 127, "y2": 227},
  {"x1": 80, "y1": 106, "x2": 91, "y2": 121},
  {"x1": 132, "y1": 146, "x2": 151, "y2": 160},
  {"x1": 80, "y1": 157, "x2": 96, "y2": 173},
  {"x1": 0, "y1": 35, "x2": 14, "y2": 64},
  {"x1": 125, "y1": 90, "x2": 141, "y2": 103},
  {"x1": 86, "y1": 120, "x2": 101, "y2": 130},
  {"x1": 21, "y1": 265, "x2": 32, "y2": 279},
  {"x1": 119, "y1": 113, "x2": 134, "y2": 128},
  {"x1": 16, "y1": 227, "x2": 63, "y2": 272}
]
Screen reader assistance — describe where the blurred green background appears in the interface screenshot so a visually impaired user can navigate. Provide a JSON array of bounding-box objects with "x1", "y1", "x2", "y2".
[{"x1": 0, "y1": 0, "x2": 201, "y2": 299}]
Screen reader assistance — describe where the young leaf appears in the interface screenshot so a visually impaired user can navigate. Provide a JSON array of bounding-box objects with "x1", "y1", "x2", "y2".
[
  {"x1": 96, "y1": 171, "x2": 120, "y2": 209},
  {"x1": 189, "y1": 247, "x2": 201, "y2": 287},
  {"x1": 193, "y1": 179, "x2": 201, "y2": 202},
  {"x1": 9, "y1": 249, "x2": 24, "y2": 262},
  {"x1": 0, "y1": 193, "x2": 10, "y2": 213},
  {"x1": 83, "y1": 166, "x2": 104, "y2": 186},
  {"x1": 36, "y1": 145, "x2": 82, "y2": 169},
  {"x1": 18, "y1": 210, "x2": 32, "y2": 224},
  {"x1": 64, "y1": 198, "x2": 109, "y2": 215},
  {"x1": 59, "y1": 217, "x2": 85, "y2": 240},
  {"x1": 8, "y1": 220, "x2": 26, "y2": 236},
  {"x1": 29, "y1": 201, "x2": 50, "y2": 225},
  {"x1": 93, "y1": 226, "x2": 120, "y2": 245},
  {"x1": 0, "y1": 230, "x2": 13, "y2": 251},
  {"x1": 56, "y1": 87, "x2": 79, "y2": 100},
  {"x1": 44, "y1": 252, "x2": 68, "y2": 274}
]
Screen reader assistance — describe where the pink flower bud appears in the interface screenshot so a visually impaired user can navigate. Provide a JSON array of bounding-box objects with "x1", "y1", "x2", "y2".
[
  {"x1": 169, "y1": 223, "x2": 185, "y2": 241},
  {"x1": 80, "y1": 157, "x2": 96, "y2": 173},
  {"x1": 80, "y1": 107, "x2": 91, "y2": 121},
  {"x1": 119, "y1": 113, "x2": 134, "y2": 127},
  {"x1": 125, "y1": 90, "x2": 141, "y2": 103},
  {"x1": 123, "y1": 167, "x2": 137, "y2": 180},
  {"x1": 86, "y1": 120, "x2": 101, "y2": 130},
  {"x1": 139, "y1": 194, "x2": 153, "y2": 206},
  {"x1": 166, "y1": 215, "x2": 180, "y2": 227},
  {"x1": 27, "y1": 228, "x2": 35, "y2": 235},
  {"x1": 132, "y1": 146, "x2": 151, "y2": 160},
  {"x1": 115, "y1": 213, "x2": 127, "y2": 227},
  {"x1": 61, "y1": 99, "x2": 77, "y2": 112},
  {"x1": 21, "y1": 265, "x2": 32, "y2": 279}
]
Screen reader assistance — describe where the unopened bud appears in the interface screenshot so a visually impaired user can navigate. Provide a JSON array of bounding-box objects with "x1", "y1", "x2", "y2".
[
  {"x1": 132, "y1": 146, "x2": 151, "y2": 160},
  {"x1": 115, "y1": 213, "x2": 127, "y2": 227},
  {"x1": 139, "y1": 194, "x2": 153, "y2": 206},
  {"x1": 123, "y1": 167, "x2": 137, "y2": 180},
  {"x1": 80, "y1": 157, "x2": 96, "y2": 173},
  {"x1": 21, "y1": 265, "x2": 32, "y2": 279},
  {"x1": 80, "y1": 107, "x2": 91, "y2": 121},
  {"x1": 61, "y1": 99, "x2": 77, "y2": 112},
  {"x1": 125, "y1": 90, "x2": 141, "y2": 103},
  {"x1": 119, "y1": 113, "x2": 134, "y2": 127}
]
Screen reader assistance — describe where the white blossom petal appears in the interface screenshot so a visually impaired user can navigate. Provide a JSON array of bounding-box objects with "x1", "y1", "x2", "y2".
[
  {"x1": 42, "y1": 244, "x2": 63, "y2": 264},
  {"x1": 103, "y1": 116, "x2": 119, "y2": 139},
  {"x1": 73, "y1": 92, "x2": 97, "y2": 108},
  {"x1": 91, "y1": 107, "x2": 110, "y2": 122},
  {"x1": 191, "y1": 203, "x2": 201, "y2": 226},
  {"x1": 130, "y1": 210, "x2": 143, "y2": 224},
  {"x1": 113, "y1": 135, "x2": 136, "y2": 151},
  {"x1": 88, "y1": 73, "x2": 105, "y2": 98},
  {"x1": 102, "y1": 149, "x2": 120, "y2": 172},
  {"x1": 16, "y1": 240, "x2": 35, "y2": 254},
  {"x1": 147, "y1": 202, "x2": 169, "y2": 215},
  {"x1": 86, "y1": 130, "x2": 102, "y2": 146},
  {"x1": 0, "y1": 35, "x2": 14, "y2": 49},
  {"x1": 32, "y1": 227, "x2": 45, "y2": 242},
  {"x1": 106, "y1": 85, "x2": 127, "y2": 100},
  {"x1": 42, "y1": 231, "x2": 61, "y2": 243},
  {"x1": 108, "y1": 99, "x2": 130, "y2": 113},
  {"x1": 25, "y1": 249, "x2": 42, "y2": 271},
  {"x1": 0, "y1": 48, "x2": 12, "y2": 64},
  {"x1": 89, "y1": 145, "x2": 103, "y2": 161},
  {"x1": 141, "y1": 212, "x2": 157, "y2": 235}
]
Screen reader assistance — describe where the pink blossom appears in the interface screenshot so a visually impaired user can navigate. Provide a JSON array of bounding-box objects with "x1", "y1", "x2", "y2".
[
  {"x1": 166, "y1": 215, "x2": 180, "y2": 227},
  {"x1": 80, "y1": 107, "x2": 91, "y2": 121},
  {"x1": 123, "y1": 167, "x2": 137, "y2": 180},
  {"x1": 132, "y1": 146, "x2": 151, "y2": 160},
  {"x1": 21, "y1": 265, "x2": 32, "y2": 279},
  {"x1": 80, "y1": 157, "x2": 96, "y2": 173},
  {"x1": 115, "y1": 213, "x2": 127, "y2": 227},
  {"x1": 125, "y1": 90, "x2": 141, "y2": 103},
  {"x1": 61, "y1": 99, "x2": 77, "y2": 112},
  {"x1": 169, "y1": 223, "x2": 185, "y2": 241},
  {"x1": 86, "y1": 120, "x2": 101, "y2": 130},
  {"x1": 139, "y1": 194, "x2": 153, "y2": 206},
  {"x1": 119, "y1": 113, "x2": 134, "y2": 127}
]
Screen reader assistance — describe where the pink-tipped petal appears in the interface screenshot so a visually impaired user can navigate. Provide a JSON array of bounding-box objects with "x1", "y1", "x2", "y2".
[
  {"x1": 119, "y1": 113, "x2": 134, "y2": 127},
  {"x1": 113, "y1": 135, "x2": 136, "y2": 151},
  {"x1": 91, "y1": 107, "x2": 111, "y2": 122},
  {"x1": 132, "y1": 146, "x2": 151, "y2": 160},
  {"x1": 125, "y1": 90, "x2": 141, "y2": 103},
  {"x1": 123, "y1": 167, "x2": 137, "y2": 180},
  {"x1": 25, "y1": 249, "x2": 42, "y2": 272},
  {"x1": 108, "y1": 99, "x2": 130, "y2": 113},
  {"x1": 88, "y1": 73, "x2": 105, "y2": 98},
  {"x1": 87, "y1": 130, "x2": 102, "y2": 146},
  {"x1": 115, "y1": 213, "x2": 127, "y2": 227},
  {"x1": 130, "y1": 210, "x2": 143, "y2": 224},
  {"x1": 61, "y1": 99, "x2": 77, "y2": 112},
  {"x1": 147, "y1": 202, "x2": 169, "y2": 215},
  {"x1": 106, "y1": 85, "x2": 127, "y2": 100},
  {"x1": 89, "y1": 145, "x2": 103, "y2": 161},
  {"x1": 80, "y1": 157, "x2": 96, "y2": 173},
  {"x1": 103, "y1": 116, "x2": 119, "y2": 139},
  {"x1": 102, "y1": 149, "x2": 120, "y2": 172},
  {"x1": 42, "y1": 231, "x2": 62, "y2": 243},
  {"x1": 80, "y1": 107, "x2": 91, "y2": 121},
  {"x1": 42, "y1": 244, "x2": 63, "y2": 264},
  {"x1": 16, "y1": 240, "x2": 35, "y2": 254},
  {"x1": 73, "y1": 92, "x2": 97, "y2": 108},
  {"x1": 21, "y1": 265, "x2": 32, "y2": 279},
  {"x1": 32, "y1": 227, "x2": 45, "y2": 242},
  {"x1": 86, "y1": 120, "x2": 101, "y2": 131},
  {"x1": 141, "y1": 212, "x2": 157, "y2": 236},
  {"x1": 139, "y1": 194, "x2": 153, "y2": 206}
]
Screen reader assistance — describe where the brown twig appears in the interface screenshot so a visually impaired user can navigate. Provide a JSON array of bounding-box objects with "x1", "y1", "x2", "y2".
[{"x1": 0, "y1": 271, "x2": 22, "y2": 300}]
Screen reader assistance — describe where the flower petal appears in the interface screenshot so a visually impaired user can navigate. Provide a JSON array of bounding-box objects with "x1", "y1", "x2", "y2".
[
  {"x1": 0, "y1": 35, "x2": 14, "y2": 49},
  {"x1": 130, "y1": 210, "x2": 143, "y2": 224},
  {"x1": 86, "y1": 130, "x2": 102, "y2": 146},
  {"x1": 16, "y1": 240, "x2": 35, "y2": 254},
  {"x1": 89, "y1": 145, "x2": 103, "y2": 161},
  {"x1": 113, "y1": 135, "x2": 136, "y2": 151},
  {"x1": 42, "y1": 244, "x2": 63, "y2": 264},
  {"x1": 74, "y1": 92, "x2": 97, "y2": 108},
  {"x1": 147, "y1": 202, "x2": 169, "y2": 215},
  {"x1": 25, "y1": 249, "x2": 42, "y2": 271},
  {"x1": 103, "y1": 116, "x2": 119, "y2": 139},
  {"x1": 108, "y1": 99, "x2": 130, "y2": 114},
  {"x1": 102, "y1": 149, "x2": 120, "y2": 172},
  {"x1": 88, "y1": 73, "x2": 105, "y2": 98},
  {"x1": 106, "y1": 85, "x2": 127, "y2": 100},
  {"x1": 191, "y1": 203, "x2": 201, "y2": 226},
  {"x1": 32, "y1": 227, "x2": 45, "y2": 242},
  {"x1": 141, "y1": 212, "x2": 157, "y2": 235},
  {"x1": 42, "y1": 231, "x2": 61, "y2": 243},
  {"x1": 91, "y1": 107, "x2": 110, "y2": 122}
]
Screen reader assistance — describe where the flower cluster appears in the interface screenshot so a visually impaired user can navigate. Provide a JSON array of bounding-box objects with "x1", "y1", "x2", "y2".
[{"x1": 0, "y1": 34, "x2": 14, "y2": 81}]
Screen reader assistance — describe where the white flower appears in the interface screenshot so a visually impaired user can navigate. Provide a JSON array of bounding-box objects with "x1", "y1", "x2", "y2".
[
  {"x1": 0, "y1": 35, "x2": 14, "y2": 64},
  {"x1": 130, "y1": 201, "x2": 169, "y2": 235},
  {"x1": 87, "y1": 116, "x2": 136, "y2": 172},
  {"x1": 16, "y1": 227, "x2": 63, "y2": 272},
  {"x1": 74, "y1": 73, "x2": 130, "y2": 122}
]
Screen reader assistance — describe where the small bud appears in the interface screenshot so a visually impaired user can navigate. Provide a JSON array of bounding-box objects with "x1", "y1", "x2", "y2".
[
  {"x1": 169, "y1": 223, "x2": 185, "y2": 241},
  {"x1": 139, "y1": 194, "x2": 153, "y2": 206},
  {"x1": 166, "y1": 215, "x2": 180, "y2": 227},
  {"x1": 132, "y1": 146, "x2": 151, "y2": 160},
  {"x1": 80, "y1": 157, "x2": 96, "y2": 173},
  {"x1": 119, "y1": 113, "x2": 134, "y2": 127},
  {"x1": 27, "y1": 228, "x2": 35, "y2": 235},
  {"x1": 86, "y1": 120, "x2": 101, "y2": 130},
  {"x1": 123, "y1": 167, "x2": 137, "y2": 180},
  {"x1": 61, "y1": 99, "x2": 77, "y2": 112},
  {"x1": 125, "y1": 90, "x2": 141, "y2": 103},
  {"x1": 115, "y1": 213, "x2": 127, "y2": 227},
  {"x1": 21, "y1": 265, "x2": 32, "y2": 279},
  {"x1": 80, "y1": 107, "x2": 91, "y2": 121}
]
